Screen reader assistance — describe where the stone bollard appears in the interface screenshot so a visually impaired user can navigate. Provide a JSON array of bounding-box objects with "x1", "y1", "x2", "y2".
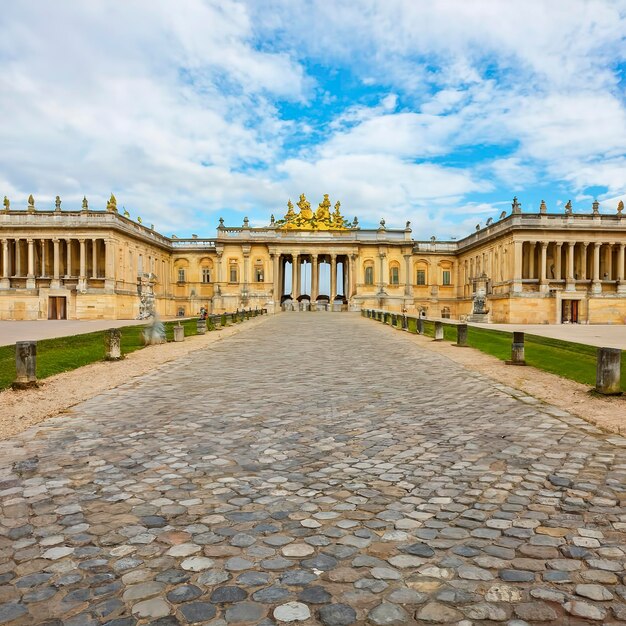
[
  {"x1": 433, "y1": 321, "x2": 444, "y2": 341},
  {"x1": 13, "y1": 341, "x2": 37, "y2": 389},
  {"x1": 196, "y1": 319, "x2": 207, "y2": 335},
  {"x1": 104, "y1": 328, "x2": 122, "y2": 360},
  {"x1": 417, "y1": 318, "x2": 424, "y2": 334},
  {"x1": 595, "y1": 347, "x2": 622, "y2": 395},
  {"x1": 214, "y1": 314, "x2": 222, "y2": 329},
  {"x1": 173, "y1": 323, "x2": 184, "y2": 342},
  {"x1": 507, "y1": 331, "x2": 526, "y2": 365},
  {"x1": 402, "y1": 315, "x2": 408, "y2": 331},
  {"x1": 456, "y1": 324, "x2": 468, "y2": 347}
]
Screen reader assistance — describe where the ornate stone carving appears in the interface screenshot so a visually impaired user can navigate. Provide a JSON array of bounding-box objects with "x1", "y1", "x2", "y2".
[
  {"x1": 27, "y1": 194, "x2": 35, "y2": 212},
  {"x1": 512, "y1": 196, "x2": 521, "y2": 214},
  {"x1": 539, "y1": 199, "x2": 547, "y2": 213},
  {"x1": 592, "y1": 199, "x2": 600, "y2": 214},
  {"x1": 565, "y1": 200, "x2": 572, "y2": 214},
  {"x1": 276, "y1": 194, "x2": 351, "y2": 230}
]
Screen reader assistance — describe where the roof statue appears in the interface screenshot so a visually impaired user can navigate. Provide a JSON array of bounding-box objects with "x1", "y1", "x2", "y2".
[
  {"x1": 276, "y1": 193, "x2": 351, "y2": 230},
  {"x1": 618, "y1": 200, "x2": 624, "y2": 215},
  {"x1": 107, "y1": 193, "x2": 117, "y2": 212},
  {"x1": 55, "y1": 195, "x2": 61, "y2": 211},
  {"x1": 27, "y1": 194, "x2": 35, "y2": 211},
  {"x1": 592, "y1": 199, "x2": 600, "y2": 214},
  {"x1": 123, "y1": 208, "x2": 130, "y2": 217},
  {"x1": 82, "y1": 196, "x2": 88, "y2": 211},
  {"x1": 565, "y1": 200, "x2": 572, "y2": 214},
  {"x1": 511, "y1": 196, "x2": 521, "y2": 214},
  {"x1": 2, "y1": 196, "x2": 9, "y2": 212},
  {"x1": 539, "y1": 199, "x2": 547, "y2": 214}
]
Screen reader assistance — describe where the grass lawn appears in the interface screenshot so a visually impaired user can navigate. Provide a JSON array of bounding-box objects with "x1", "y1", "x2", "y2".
[
  {"x1": 377, "y1": 314, "x2": 626, "y2": 391},
  {"x1": 0, "y1": 318, "x2": 201, "y2": 391}
]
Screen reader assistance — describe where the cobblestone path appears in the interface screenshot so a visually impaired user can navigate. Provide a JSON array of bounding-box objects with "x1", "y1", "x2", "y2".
[{"x1": 1, "y1": 313, "x2": 626, "y2": 626}]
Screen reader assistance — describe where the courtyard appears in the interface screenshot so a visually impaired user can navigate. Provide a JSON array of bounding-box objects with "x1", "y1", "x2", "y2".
[{"x1": 0, "y1": 313, "x2": 625, "y2": 625}]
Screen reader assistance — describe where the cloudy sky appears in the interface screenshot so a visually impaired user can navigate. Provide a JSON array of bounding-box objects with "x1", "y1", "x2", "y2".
[{"x1": 1, "y1": 0, "x2": 625, "y2": 238}]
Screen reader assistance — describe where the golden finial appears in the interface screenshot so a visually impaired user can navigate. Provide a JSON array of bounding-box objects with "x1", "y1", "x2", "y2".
[
  {"x1": 107, "y1": 193, "x2": 117, "y2": 212},
  {"x1": 137, "y1": 216, "x2": 142, "y2": 224},
  {"x1": 123, "y1": 208, "x2": 130, "y2": 217}
]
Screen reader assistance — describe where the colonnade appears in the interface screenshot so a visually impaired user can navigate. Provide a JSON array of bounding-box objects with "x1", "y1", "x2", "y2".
[
  {"x1": 0, "y1": 237, "x2": 113, "y2": 289},
  {"x1": 274, "y1": 252, "x2": 356, "y2": 302},
  {"x1": 515, "y1": 240, "x2": 626, "y2": 292}
]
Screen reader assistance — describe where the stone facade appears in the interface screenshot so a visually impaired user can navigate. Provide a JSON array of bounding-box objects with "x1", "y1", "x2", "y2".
[{"x1": 1, "y1": 196, "x2": 625, "y2": 323}]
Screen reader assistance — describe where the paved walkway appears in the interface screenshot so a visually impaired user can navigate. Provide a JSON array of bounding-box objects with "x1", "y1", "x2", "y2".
[{"x1": 1, "y1": 314, "x2": 625, "y2": 625}]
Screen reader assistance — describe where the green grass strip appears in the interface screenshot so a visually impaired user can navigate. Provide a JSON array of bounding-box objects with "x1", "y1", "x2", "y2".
[{"x1": 0, "y1": 318, "x2": 203, "y2": 391}]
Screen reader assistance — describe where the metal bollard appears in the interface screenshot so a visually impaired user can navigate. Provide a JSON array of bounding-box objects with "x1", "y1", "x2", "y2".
[
  {"x1": 13, "y1": 341, "x2": 37, "y2": 389},
  {"x1": 595, "y1": 347, "x2": 622, "y2": 395},
  {"x1": 173, "y1": 323, "x2": 184, "y2": 342},
  {"x1": 456, "y1": 324, "x2": 468, "y2": 347},
  {"x1": 506, "y1": 331, "x2": 526, "y2": 365},
  {"x1": 196, "y1": 319, "x2": 207, "y2": 335},
  {"x1": 104, "y1": 328, "x2": 122, "y2": 360},
  {"x1": 434, "y1": 321, "x2": 444, "y2": 341}
]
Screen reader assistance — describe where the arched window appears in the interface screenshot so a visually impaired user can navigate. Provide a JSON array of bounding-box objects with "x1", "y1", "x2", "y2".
[
  {"x1": 389, "y1": 261, "x2": 400, "y2": 285},
  {"x1": 363, "y1": 260, "x2": 374, "y2": 285}
]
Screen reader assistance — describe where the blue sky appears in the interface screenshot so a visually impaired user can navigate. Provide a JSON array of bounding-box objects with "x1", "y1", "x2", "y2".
[{"x1": 1, "y1": 0, "x2": 625, "y2": 239}]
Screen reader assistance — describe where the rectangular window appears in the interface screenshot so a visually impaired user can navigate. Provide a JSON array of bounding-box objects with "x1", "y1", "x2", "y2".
[
  {"x1": 202, "y1": 268, "x2": 211, "y2": 283},
  {"x1": 390, "y1": 267, "x2": 399, "y2": 285},
  {"x1": 365, "y1": 266, "x2": 374, "y2": 285},
  {"x1": 442, "y1": 270, "x2": 451, "y2": 286},
  {"x1": 416, "y1": 269, "x2": 426, "y2": 285},
  {"x1": 255, "y1": 266, "x2": 263, "y2": 282},
  {"x1": 229, "y1": 265, "x2": 238, "y2": 283},
  {"x1": 177, "y1": 268, "x2": 185, "y2": 283}
]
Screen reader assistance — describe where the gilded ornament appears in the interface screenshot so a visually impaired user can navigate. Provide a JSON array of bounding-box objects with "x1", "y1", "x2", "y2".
[
  {"x1": 107, "y1": 193, "x2": 117, "y2": 212},
  {"x1": 276, "y1": 193, "x2": 351, "y2": 230}
]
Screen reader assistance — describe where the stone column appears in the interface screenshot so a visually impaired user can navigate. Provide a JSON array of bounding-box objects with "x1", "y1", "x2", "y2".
[
  {"x1": 39, "y1": 239, "x2": 46, "y2": 277},
  {"x1": 215, "y1": 252, "x2": 223, "y2": 283},
  {"x1": 555, "y1": 242, "x2": 562, "y2": 281},
  {"x1": 26, "y1": 239, "x2": 35, "y2": 289},
  {"x1": 512, "y1": 240, "x2": 523, "y2": 293},
  {"x1": 404, "y1": 254, "x2": 413, "y2": 297},
  {"x1": 349, "y1": 254, "x2": 357, "y2": 298},
  {"x1": 592, "y1": 242, "x2": 601, "y2": 294},
  {"x1": 15, "y1": 239, "x2": 21, "y2": 277},
  {"x1": 528, "y1": 242, "x2": 535, "y2": 279},
  {"x1": 291, "y1": 253, "x2": 299, "y2": 300},
  {"x1": 605, "y1": 243, "x2": 613, "y2": 280},
  {"x1": 566, "y1": 241, "x2": 576, "y2": 291},
  {"x1": 378, "y1": 251, "x2": 387, "y2": 293},
  {"x1": 104, "y1": 239, "x2": 115, "y2": 291},
  {"x1": 51, "y1": 238, "x2": 60, "y2": 288},
  {"x1": 330, "y1": 254, "x2": 337, "y2": 301},
  {"x1": 0, "y1": 239, "x2": 9, "y2": 288},
  {"x1": 311, "y1": 254, "x2": 318, "y2": 301},
  {"x1": 92, "y1": 238, "x2": 98, "y2": 278},
  {"x1": 65, "y1": 238, "x2": 72, "y2": 278},
  {"x1": 272, "y1": 253, "x2": 280, "y2": 300},
  {"x1": 581, "y1": 242, "x2": 589, "y2": 280},
  {"x1": 78, "y1": 238, "x2": 86, "y2": 291},
  {"x1": 617, "y1": 243, "x2": 626, "y2": 294},
  {"x1": 539, "y1": 242, "x2": 548, "y2": 292}
]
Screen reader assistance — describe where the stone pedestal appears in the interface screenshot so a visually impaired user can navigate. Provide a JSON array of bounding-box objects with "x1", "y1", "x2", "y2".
[
  {"x1": 417, "y1": 318, "x2": 424, "y2": 334},
  {"x1": 104, "y1": 328, "x2": 122, "y2": 360},
  {"x1": 507, "y1": 331, "x2": 526, "y2": 365},
  {"x1": 596, "y1": 347, "x2": 622, "y2": 395},
  {"x1": 433, "y1": 321, "x2": 444, "y2": 341},
  {"x1": 174, "y1": 324, "x2": 184, "y2": 342},
  {"x1": 13, "y1": 341, "x2": 37, "y2": 389},
  {"x1": 456, "y1": 324, "x2": 468, "y2": 347},
  {"x1": 196, "y1": 319, "x2": 207, "y2": 335}
]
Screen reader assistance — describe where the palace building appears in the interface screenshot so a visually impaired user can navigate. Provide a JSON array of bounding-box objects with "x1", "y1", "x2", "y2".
[{"x1": 1, "y1": 193, "x2": 625, "y2": 324}]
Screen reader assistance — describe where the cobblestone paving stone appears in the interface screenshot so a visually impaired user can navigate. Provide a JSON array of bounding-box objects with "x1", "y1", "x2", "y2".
[{"x1": 1, "y1": 313, "x2": 626, "y2": 625}]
